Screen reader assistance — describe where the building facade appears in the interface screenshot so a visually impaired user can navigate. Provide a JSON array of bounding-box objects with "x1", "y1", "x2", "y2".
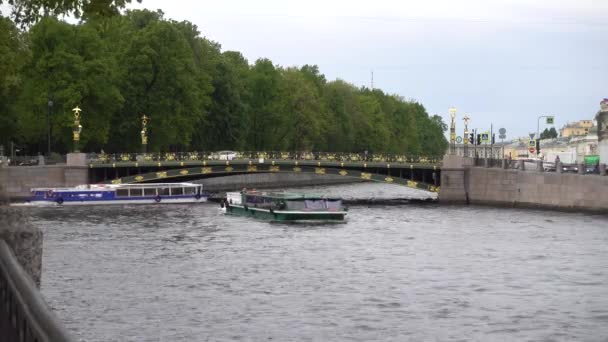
[{"x1": 560, "y1": 120, "x2": 595, "y2": 138}]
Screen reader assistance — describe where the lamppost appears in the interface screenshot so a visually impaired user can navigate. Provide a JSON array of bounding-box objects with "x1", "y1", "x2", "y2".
[
  {"x1": 463, "y1": 114, "x2": 470, "y2": 157},
  {"x1": 141, "y1": 114, "x2": 149, "y2": 154},
  {"x1": 47, "y1": 98, "x2": 53, "y2": 156},
  {"x1": 72, "y1": 106, "x2": 83, "y2": 152},
  {"x1": 449, "y1": 107, "x2": 457, "y2": 154}
]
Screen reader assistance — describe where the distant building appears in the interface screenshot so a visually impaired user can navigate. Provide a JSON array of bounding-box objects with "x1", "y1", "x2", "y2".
[{"x1": 560, "y1": 120, "x2": 595, "y2": 138}]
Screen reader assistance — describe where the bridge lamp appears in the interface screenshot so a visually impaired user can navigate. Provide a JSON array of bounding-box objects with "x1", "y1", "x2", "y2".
[
  {"x1": 449, "y1": 107, "x2": 457, "y2": 154},
  {"x1": 141, "y1": 114, "x2": 149, "y2": 154},
  {"x1": 72, "y1": 106, "x2": 83, "y2": 153}
]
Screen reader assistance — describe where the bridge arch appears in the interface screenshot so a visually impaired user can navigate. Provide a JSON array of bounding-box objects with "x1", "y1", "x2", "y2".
[{"x1": 102, "y1": 163, "x2": 439, "y2": 193}]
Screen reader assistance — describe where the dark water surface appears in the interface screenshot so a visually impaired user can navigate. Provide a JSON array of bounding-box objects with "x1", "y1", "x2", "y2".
[{"x1": 28, "y1": 184, "x2": 608, "y2": 341}]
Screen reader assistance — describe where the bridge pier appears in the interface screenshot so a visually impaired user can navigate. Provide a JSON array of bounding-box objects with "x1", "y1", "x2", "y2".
[{"x1": 438, "y1": 155, "x2": 474, "y2": 204}]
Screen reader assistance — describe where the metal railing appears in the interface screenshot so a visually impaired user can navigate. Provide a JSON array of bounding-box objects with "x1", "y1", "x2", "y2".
[
  {"x1": 1, "y1": 155, "x2": 66, "y2": 167},
  {"x1": 0, "y1": 240, "x2": 75, "y2": 342},
  {"x1": 86, "y1": 151, "x2": 442, "y2": 165}
]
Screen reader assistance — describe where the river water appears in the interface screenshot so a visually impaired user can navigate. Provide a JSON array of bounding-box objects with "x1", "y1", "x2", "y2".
[{"x1": 26, "y1": 183, "x2": 608, "y2": 341}]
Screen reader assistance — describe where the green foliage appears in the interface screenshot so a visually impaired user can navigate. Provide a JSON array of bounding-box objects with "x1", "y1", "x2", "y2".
[
  {"x1": 1, "y1": 0, "x2": 141, "y2": 27},
  {"x1": 0, "y1": 10, "x2": 448, "y2": 158},
  {"x1": 540, "y1": 127, "x2": 558, "y2": 139}
]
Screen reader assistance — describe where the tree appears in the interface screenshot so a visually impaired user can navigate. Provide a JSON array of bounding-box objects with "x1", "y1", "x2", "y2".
[
  {"x1": 274, "y1": 68, "x2": 324, "y2": 151},
  {"x1": 1, "y1": 0, "x2": 141, "y2": 27},
  {"x1": 109, "y1": 11, "x2": 203, "y2": 152},
  {"x1": 0, "y1": 17, "x2": 27, "y2": 151},
  {"x1": 202, "y1": 51, "x2": 249, "y2": 150},
  {"x1": 246, "y1": 58, "x2": 282, "y2": 150},
  {"x1": 540, "y1": 127, "x2": 558, "y2": 139}
]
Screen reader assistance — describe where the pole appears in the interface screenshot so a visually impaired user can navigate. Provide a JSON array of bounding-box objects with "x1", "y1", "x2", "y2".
[
  {"x1": 490, "y1": 123, "x2": 493, "y2": 159},
  {"x1": 47, "y1": 101, "x2": 51, "y2": 156}
]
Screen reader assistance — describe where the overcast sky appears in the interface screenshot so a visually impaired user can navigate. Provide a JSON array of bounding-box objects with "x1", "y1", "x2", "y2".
[{"x1": 127, "y1": 0, "x2": 607, "y2": 139}]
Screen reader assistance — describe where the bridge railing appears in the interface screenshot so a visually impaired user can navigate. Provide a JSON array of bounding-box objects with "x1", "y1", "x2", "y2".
[
  {"x1": 0, "y1": 240, "x2": 75, "y2": 342},
  {"x1": 86, "y1": 151, "x2": 442, "y2": 164}
]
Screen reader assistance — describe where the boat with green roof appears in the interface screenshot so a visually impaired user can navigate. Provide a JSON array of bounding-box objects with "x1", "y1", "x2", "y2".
[{"x1": 223, "y1": 190, "x2": 347, "y2": 222}]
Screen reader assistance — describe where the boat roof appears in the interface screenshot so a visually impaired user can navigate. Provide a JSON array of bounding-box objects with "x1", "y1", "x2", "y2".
[
  {"x1": 242, "y1": 190, "x2": 341, "y2": 200},
  {"x1": 31, "y1": 182, "x2": 201, "y2": 192}
]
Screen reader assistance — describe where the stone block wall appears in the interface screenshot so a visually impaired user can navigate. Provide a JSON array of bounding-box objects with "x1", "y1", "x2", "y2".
[
  {"x1": 0, "y1": 165, "x2": 89, "y2": 200},
  {"x1": 466, "y1": 167, "x2": 608, "y2": 211}
]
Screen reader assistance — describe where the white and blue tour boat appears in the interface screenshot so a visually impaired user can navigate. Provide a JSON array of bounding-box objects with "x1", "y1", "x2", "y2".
[{"x1": 24, "y1": 183, "x2": 207, "y2": 206}]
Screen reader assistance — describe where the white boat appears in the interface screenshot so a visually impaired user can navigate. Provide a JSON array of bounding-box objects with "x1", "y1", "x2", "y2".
[{"x1": 20, "y1": 183, "x2": 207, "y2": 206}]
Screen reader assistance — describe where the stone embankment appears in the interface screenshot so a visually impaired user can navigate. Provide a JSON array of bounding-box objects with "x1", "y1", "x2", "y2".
[{"x1": 439, "y1": 155, "x2": 608, "y2": 212}]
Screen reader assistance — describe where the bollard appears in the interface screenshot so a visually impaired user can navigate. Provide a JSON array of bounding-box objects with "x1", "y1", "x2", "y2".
[
  {"x1": 556, "y1": 161, "x2": 563, "y2": 174},
  {"x1": 578, "y1": 163, "x2": 585, "y2": 175},
  {"x1": 600, "y1": 163, "x2": 607, "y2": 176},
  {"x1": 518, "y1": 159, "x2": 525, "y2": 171},
  {"x1": 537, "y1": 160, "x2": 544, "y2": 172},
  {"x1": 502, "y1": 159, "x2": 508, "y2": 169},
  {"x1": 484, "y1": 158, "x2": 490, "y2": 168}
]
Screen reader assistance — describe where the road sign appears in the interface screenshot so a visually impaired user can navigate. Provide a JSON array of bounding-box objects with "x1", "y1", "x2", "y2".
[
  {"x1": 546, "y1": 116, "x2": 554, "y2": 124},
  {"x1": 529, "y1": 147, "x2": 535, "y2": 154},
  {"x1": 499, "y1": 128, "x2": 506, "y2": 135},
  {"x1": 456, "y1": 136, "x2": 463, "y2": 143},
  {"x1": 529, "y1": 140, "x2": 536, "y2": 147},
  {"x1": 499, "y1": 134, "x2": 506, "y2": 139},
  {"x1": 529, "y1": 133, "x2": 536, "y2": 139},
  {"x1": 481, "y1": 133, "x2": 489, "y2": 142}
]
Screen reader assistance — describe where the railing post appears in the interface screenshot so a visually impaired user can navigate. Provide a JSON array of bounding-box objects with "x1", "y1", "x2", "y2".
[
  {"x1": 0, "y1": 207, "x2": 43, "y2": 287},
  {"x1": 518, "y1": 159, "x2": 525, "y2": 171},
  {"x1": 600, "y1": 163, "x2": 606, "y2": 176},
  {"x1": 578, "y1": 163, "x2": 585, "y2": 175},
  {"x1": 556, "y1": 161, "x2": 563, "y2": 173}
]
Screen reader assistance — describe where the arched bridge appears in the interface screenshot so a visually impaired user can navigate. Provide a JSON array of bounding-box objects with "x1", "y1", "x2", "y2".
[{"x1": 86, "y1": 151, "x2": 442, "y2": 192}]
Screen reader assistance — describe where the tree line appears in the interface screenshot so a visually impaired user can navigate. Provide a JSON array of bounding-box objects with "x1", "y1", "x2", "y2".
[{"x1": 0, "y1": 10, "x2": 448, "y2": 157}]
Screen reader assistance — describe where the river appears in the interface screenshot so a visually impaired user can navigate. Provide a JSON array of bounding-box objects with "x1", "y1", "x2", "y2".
[{"x1": 27, "y1": 183, "x2": 608, "y2": 341}]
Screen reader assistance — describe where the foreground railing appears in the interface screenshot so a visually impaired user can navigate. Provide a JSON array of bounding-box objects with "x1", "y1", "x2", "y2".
[
  {"x1": 86, "y1": 151, "x2": 442, "y2": 164},
  {"x1": 0, "y1": 240, "x2": 75, "y2": 342}
]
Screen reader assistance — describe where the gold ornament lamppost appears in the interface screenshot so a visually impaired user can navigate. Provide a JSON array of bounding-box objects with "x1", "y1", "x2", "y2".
[
  {"x1": 449, "y1": 107, "x2": 457, "y2": 154},
  {"x1": 140, "y1": 114, "x2": 149, "y2": 154},
  {"x1": 72, "y1": 106, "x2": 83, "y2": 152},
  {"x1": 463, "y1": 114, "x2": 470, "y2": 156}
]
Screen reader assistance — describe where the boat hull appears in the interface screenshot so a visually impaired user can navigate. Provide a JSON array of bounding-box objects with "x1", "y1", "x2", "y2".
[
  {"x1": 226, "y1": 204, "x2": 346, "y2": 222},
  {"x1": 19, "y1": 197, "x2": 208, "y2": 206}
]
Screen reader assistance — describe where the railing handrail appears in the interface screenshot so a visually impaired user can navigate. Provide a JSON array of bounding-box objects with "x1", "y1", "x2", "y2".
[
  {"x1": 0, "y1": 240, "x2": 75, "y2": 342},
  {"x1": 85, "y1": 151, "x2": 443, "y2": 164}
]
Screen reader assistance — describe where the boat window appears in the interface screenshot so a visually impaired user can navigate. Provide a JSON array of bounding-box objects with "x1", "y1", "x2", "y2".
[
  {"x1": 144, "y1": 188, "x2": 157, "y2": 196},
  {"x1": 159, "y1": 188, "x2": 170, "y2": 196},
  {"x1": 286, "y1": 200, "x2": 306, "y2": 210},
  {"x1": 183, "y1": 187, "x2": 195, "y2": 195},
  {"x1": 305, "y1": 200, "x2": 326, "y2": 210},
  {"x1": 171, "y1": 187, "x2": 184, "y2": 196},
  {"x1": 130, "y1": 188, "x2": 143, "y2": 197},
  {"x1": 326, "y1": 200, "x2": 342, "y2": 210},
  {"x1": 116, "y1": 189, "x2": 129, "y2": 197}
]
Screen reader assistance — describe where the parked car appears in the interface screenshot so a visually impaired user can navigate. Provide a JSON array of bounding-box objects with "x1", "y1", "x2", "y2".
[
  {"x1": 215, "y1": 150, "x2": 237, "y2": 161},
  {"x1": 585, "y1": 164, "x2": 600, "y2": 174},
  {"x1": 561, "y1": 163, "x2": 579, "y2": 173}
]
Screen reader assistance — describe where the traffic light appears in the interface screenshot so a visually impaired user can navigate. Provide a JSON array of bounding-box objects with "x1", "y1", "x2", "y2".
[
  {"x1": 469, "y1": 133, "x2": 475, "y2": 145},
  {"x1": 476, "y1": 134, "x2": 481, "y2": 145},
  {"x1": 536, "y1": 139, "x2": 540, "y2": 154},
  {"x1": 491, "y1": 134, "x2": 495, "y2": 144}
]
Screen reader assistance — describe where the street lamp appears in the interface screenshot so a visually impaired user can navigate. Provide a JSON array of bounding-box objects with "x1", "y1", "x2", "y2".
[
  {"x1": 449, "y1": 107, "x2": 457, "y2": 154},
  {"x1": 141, "y1": 114, "x2": 149, "y2": 154},
  {"x1": 463, "y1": 114, "x2": 470, "y2": 157},
  {"x1": 47, "y1": 98, "x2": 53, "y2": 156},
  {"x1": 72, "y1": 106, "x2": 83, "y2": 152}
]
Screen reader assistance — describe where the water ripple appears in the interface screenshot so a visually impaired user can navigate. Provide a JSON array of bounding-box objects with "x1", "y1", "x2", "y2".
[{"x1": 24, "y1": 183, "x2": 608, "y2": 342}]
